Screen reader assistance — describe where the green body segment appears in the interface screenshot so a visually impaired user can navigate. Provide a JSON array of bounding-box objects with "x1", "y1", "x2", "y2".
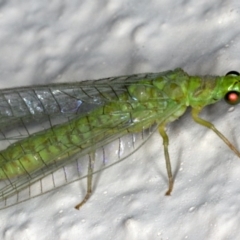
[{"x1": 0, "y1": 68, "x2": 240, "y2": 180}]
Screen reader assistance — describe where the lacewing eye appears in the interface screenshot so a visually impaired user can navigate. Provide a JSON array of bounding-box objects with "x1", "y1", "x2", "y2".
[
  {"x1": 225, "y1": 91, "x2": 240, "y2": 105},
  {"x1": 226, "y1": 71, "x2": 240, "y2": 76},
  {"x1": 224, "y1": 71, "x2": 240, "y2": 104}
]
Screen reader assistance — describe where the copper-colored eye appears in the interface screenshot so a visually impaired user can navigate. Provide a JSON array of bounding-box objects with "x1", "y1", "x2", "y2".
[
  {"x1": 226, "y1": 71, "x2": 240, "y2": 76},
  {"x1": 225, "y1": 91, "x2": 240, "y2": 105}
]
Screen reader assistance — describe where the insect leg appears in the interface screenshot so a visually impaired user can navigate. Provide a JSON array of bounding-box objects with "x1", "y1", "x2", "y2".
[
  {"x1": 158, "y1": 124, "x2": 174, "y2": 195},
  {"x1": 191, "y1": 108, "x2": 240, "y2": 158},
  {"x1": 75, "y1": 152, "x2": 95, "y2": 210}
]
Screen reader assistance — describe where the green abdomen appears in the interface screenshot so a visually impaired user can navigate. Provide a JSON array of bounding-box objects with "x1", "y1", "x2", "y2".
[{"x1": 0, "y1": 105, "x2": 125, "y2": 179}]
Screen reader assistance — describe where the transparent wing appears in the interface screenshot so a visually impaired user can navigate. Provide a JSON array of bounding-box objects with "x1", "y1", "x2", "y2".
[{"x1": 0, "y1": 69, "x2": 183, "y2": 209}]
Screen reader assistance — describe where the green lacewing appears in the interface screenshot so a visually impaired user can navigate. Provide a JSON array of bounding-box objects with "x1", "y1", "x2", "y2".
[{"x1": 0, "y1": 68, "x2": 240, "y2": 210}]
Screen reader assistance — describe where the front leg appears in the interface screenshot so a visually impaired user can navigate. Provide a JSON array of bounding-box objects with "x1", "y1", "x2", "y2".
[{"x1": 191, "y1": 107, "x2": 240, "y2": 158}]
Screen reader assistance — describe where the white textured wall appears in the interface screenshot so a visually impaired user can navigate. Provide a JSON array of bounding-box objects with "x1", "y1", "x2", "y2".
[{"x1": 1, "y1": 1, "x2": 240, "y2": 239}]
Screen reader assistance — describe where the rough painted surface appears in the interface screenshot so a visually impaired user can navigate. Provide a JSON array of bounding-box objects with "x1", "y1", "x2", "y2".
[{"x1": 1, "y1": 1, "x2": 240, "y2": 239}]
